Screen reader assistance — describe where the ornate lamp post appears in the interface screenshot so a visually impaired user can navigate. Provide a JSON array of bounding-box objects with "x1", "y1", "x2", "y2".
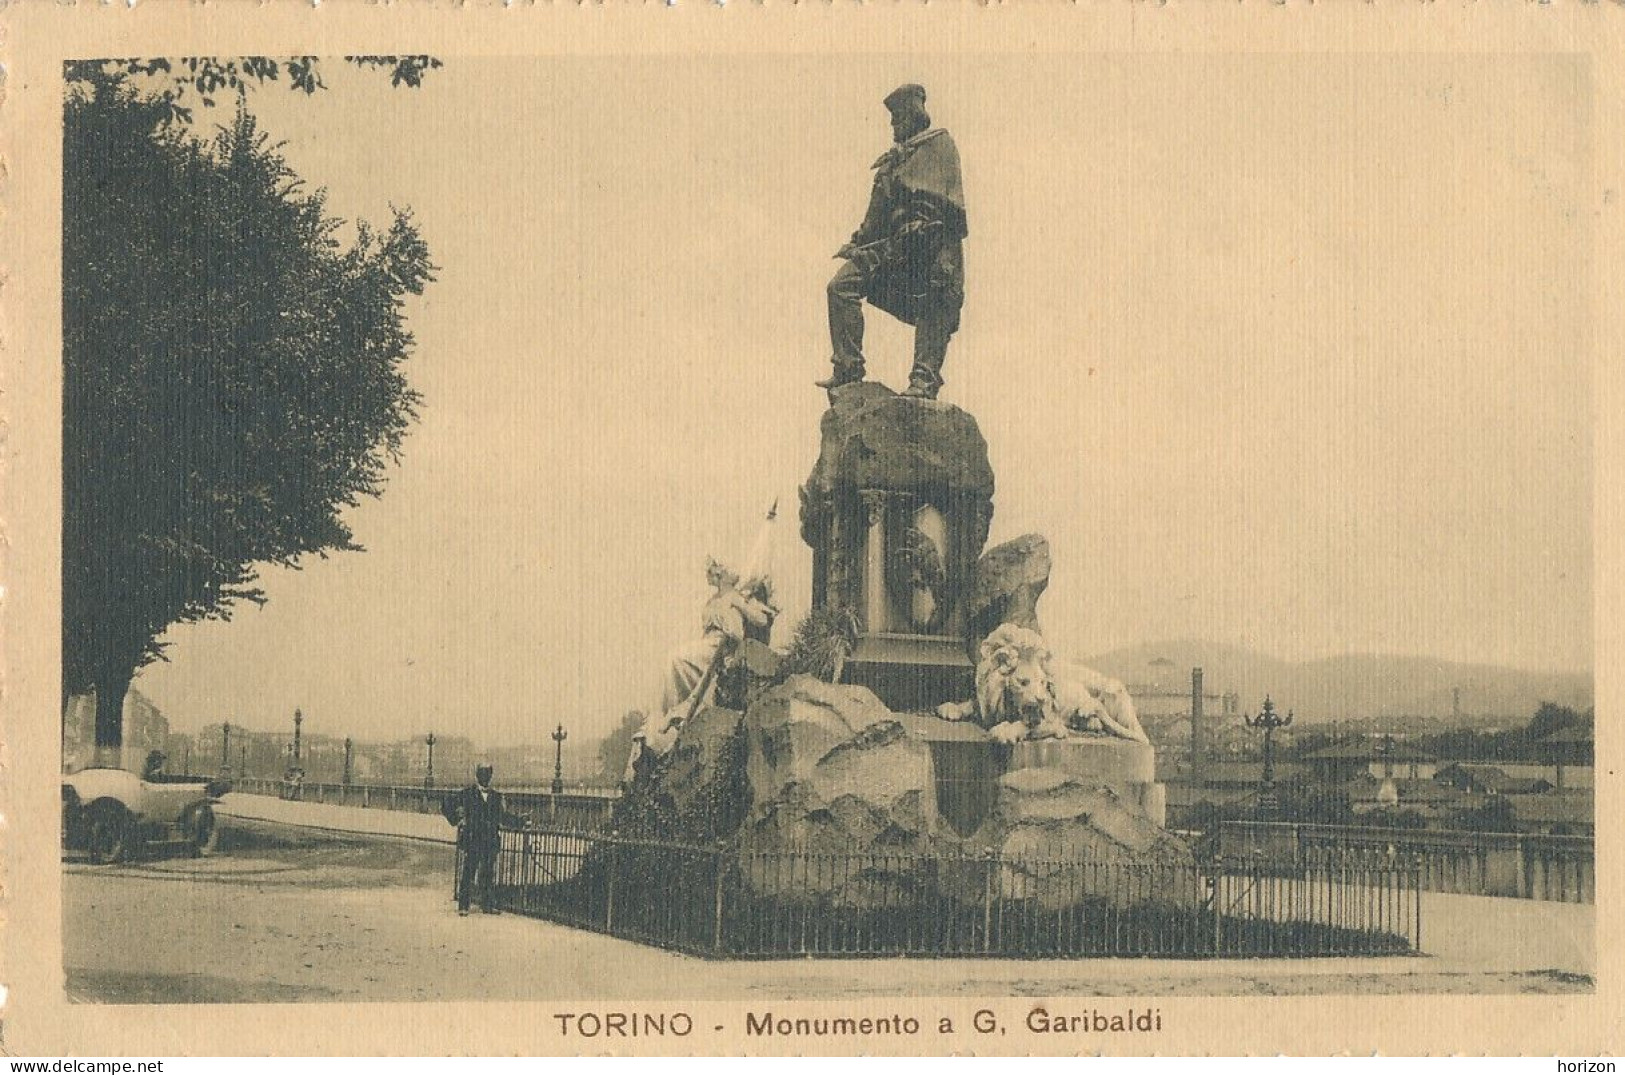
[
  {"x1": 292, "y1": 708, "x2": 303, "y2": 766},
  {"x1": 221, "y1": 721, "x2": 232, "y2": 775},
  {"x1": 425, "y1": 732, "x2": 437, "y2": 791},
  {"x1": 551, "y1": 723, "x2": 568, "y2": 795},
  {"x1": 343, "y1": 737, "x2": 354, "y2": 787},
  {"x1": 1243, "y1": 696, "x2": 1293, "y2": 818}
]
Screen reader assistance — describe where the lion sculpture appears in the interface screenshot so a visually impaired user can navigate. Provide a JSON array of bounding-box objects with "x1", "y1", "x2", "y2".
[{"x1": 937, "y1": 624, "x2": 1150, "y2": 746}]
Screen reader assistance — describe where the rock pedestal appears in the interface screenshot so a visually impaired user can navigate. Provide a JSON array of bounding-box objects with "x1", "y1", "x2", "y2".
[
  {"x1": 1008, "y1": 738, "x2": 1167, "y2": 827},
  {"x1": 741, "y1": 675, "x2": 939, "y2": 853},
  {"x1": 734, "y1": 675, "x2": 941, "y2": 906},
  {"x1": 799, "y1": 382, "x2": 995, "y2": 712},
  {"x1": 964, "y1": 533, "x2": 1052, "y2": 656},
  {"x1": 981, "y1": 764, "x2": 1195, "y2": 910},
  {"x1": 634, "y1": 676, "x2": 1187, "y2": 911}
]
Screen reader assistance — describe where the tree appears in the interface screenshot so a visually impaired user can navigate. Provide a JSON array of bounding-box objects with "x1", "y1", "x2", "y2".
[
  {"x1": 64, "y1": 57, "x2": 442, "y2": 127},
  {"x1": 1525, "y1": 701, "x2": 1589, "y2": 742},
  {"x1": 63, "y1": 74, "x2": 435, "y2": 758},
  {"x1": 1414, "y1": 700, "x2": 1594, "y2": 763},
  {"x1": 1452, "y1": 795, "x2": 1517, "y2": 835}
]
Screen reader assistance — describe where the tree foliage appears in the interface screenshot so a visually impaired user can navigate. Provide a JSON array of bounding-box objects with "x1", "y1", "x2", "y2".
[
  {"x1": 64, "y1": 56, "x2": 443, "y2": 125},
  {"x1": 775, "y1": 608, "x2": 860, "y2": 684},
  {"x1": 1412, "y1": 702, "x2": 1593, "y2": 763},
  {"x1": 63, "y1": 74, "x2": 435, "y2": 750}
]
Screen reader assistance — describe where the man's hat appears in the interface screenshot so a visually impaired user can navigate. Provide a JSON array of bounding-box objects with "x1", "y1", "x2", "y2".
[{"x1": 883, "y1": 84, "x2": 927, "y2": 113}]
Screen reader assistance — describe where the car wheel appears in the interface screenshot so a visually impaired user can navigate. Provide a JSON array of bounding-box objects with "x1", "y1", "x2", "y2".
[
  {"x1": 61, "y1": 792, "x2": 84, "y2": 850},
  {"x1": 85, "y1": 801, "x2": 133, "y2": 865},
  {"x1": 188, "y1": 803, "x2": 219, "y2": 857}
]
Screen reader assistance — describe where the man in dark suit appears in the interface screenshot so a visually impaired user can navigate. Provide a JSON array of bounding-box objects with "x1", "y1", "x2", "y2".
[{"x1": 444, "y1": 764, "x2": 523, "y2": 915}]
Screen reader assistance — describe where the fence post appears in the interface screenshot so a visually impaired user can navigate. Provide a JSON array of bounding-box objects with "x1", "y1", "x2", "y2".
[
  {"x1": 712, "y1": 842, "x2": 727, "y2": 954},
  {"x1": 1414, "y1": 854, "x2": 1424, "y2": 953},
  {"x1": 981, "y1": 849, "x2": 995, "y2": 954},
  {"x1": 605, "y1": 830, "x2": 618, "y2": 932}
]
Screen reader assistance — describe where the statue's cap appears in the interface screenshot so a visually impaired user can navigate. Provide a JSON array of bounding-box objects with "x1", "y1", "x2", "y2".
[{"x1": 883, "y1": 84, "x2": 927, "y2": 112}]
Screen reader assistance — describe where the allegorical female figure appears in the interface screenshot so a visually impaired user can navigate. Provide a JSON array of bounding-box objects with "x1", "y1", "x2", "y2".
[
  {"x1": 625, "y1": 558, "x2": 777, "y2": 783},
  {"x1": 659, "y1": 559, "x2": 774, "y2": 717}
]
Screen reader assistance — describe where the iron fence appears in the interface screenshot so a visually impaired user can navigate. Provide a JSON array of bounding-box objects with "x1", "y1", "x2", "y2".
[
  {"x1": 1218, "y1": 821, "x2": 1594, "y2": 903},
  {"x1": 459, "y1": 827, "x2": 1421, "y2": 959}
]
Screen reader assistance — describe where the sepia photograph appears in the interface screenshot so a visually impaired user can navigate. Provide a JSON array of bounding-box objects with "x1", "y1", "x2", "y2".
[{"x1": 2, "y1": 5, "x2": 1618, "y2": 1058}]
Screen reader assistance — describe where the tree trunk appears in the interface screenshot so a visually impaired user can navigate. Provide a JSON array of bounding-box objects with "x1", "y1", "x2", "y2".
[
  {"x1": 61, "y1": 678, "x2": 72, "y2": 761},
  {"x1": 93, "y1": 664, "x2": 133, "y2": 769}
]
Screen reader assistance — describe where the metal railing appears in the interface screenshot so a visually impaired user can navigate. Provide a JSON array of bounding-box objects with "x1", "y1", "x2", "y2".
[
  {"x1": 459, "y1": 828, "x2": 1421, "y2": 959},
  {"x1": 230, "y1": 777, "x2": 618, "y2": 831},
  {"x1": 1218, "y1": 821, "x2": 1594, "y2": 903}
]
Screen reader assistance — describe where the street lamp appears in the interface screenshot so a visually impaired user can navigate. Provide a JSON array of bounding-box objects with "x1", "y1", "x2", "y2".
[
  {"x1": 425, "y1": 732, "x2": 437, "y2": 791},
  {"x1": 293, "y1": 708, "x2": 303, "y2": 766},
  {"x1": 343, "y1": 737, "x2": 354, "y2": 787},
  {"x1": 1243, "y1": 696, "x2": 1293, "y2": 819},
  {"x1": 551, "y1": 723, "x2": 568, "y2": 795},
  {"x1": 221, "y1": 722, "x2": 232, "y2": 776}
]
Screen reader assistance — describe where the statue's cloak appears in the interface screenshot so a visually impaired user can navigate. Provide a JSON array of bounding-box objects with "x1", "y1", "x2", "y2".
[
  {"x1": 877, "y1": 128, "x2": 967, "y2": 238},
  {"x1": 861, "y1": 128, "x2": 967, "y2": 327}
]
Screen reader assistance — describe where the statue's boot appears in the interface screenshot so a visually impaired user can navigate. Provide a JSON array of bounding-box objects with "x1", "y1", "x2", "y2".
[
  {"x1": 905, "y1": 314, "x2": 950, "y2": 400},
  {"x1": 816, "y1": 364, "x2": 864, "y2": 390}
]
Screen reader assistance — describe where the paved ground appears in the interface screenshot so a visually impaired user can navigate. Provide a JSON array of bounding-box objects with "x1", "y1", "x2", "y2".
[{"x1": 61, "y1": 795, "x2": 1595, "y2": 1003}]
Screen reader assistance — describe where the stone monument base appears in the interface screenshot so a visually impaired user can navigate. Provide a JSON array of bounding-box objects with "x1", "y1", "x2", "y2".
[
  {"x1": 625, "y1": 675, "x2": 1193, "y2": 910},
  {"x1": 839, "y1": 632, "x2": 974, "y2": 713}
]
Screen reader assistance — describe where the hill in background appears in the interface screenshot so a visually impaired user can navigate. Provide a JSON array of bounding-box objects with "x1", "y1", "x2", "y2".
[{"x1": 1088, "y1": 640, "x2": 1592, "y2": 725}]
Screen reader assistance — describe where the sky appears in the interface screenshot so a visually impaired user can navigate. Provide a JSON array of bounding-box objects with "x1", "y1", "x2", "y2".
[{"x1": 128, "y1": 53, "x2": 1593, "y2": 750}]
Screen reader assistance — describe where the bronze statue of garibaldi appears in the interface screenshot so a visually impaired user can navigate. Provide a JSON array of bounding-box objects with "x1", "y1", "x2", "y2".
[{"x1": 818, "y1": 84, "x2": 967, "y2": 401}]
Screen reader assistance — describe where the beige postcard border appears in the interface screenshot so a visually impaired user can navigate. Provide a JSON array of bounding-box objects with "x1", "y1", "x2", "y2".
[{"x1": 2, "y1": 1, "x2": 1621, "y2": 1057}]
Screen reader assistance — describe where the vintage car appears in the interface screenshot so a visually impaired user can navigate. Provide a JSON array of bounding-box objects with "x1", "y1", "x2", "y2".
[{"x1": 61, "y1": 767, "x2": 230, "y2": 864}]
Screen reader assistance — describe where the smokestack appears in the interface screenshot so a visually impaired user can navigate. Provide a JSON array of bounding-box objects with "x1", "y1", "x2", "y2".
[{"x1": 1191, "y1": 667, "x2": 1205, "y2": 781}]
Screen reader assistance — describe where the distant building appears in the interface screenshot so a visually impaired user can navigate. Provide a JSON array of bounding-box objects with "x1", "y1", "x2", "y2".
[
  {"x1": 1304, "y1": 737, "x2": 1437, "y2": 783},
  {"x1": 1347, "y1": 775, "x2": 1458, "y2": 819},
  {"x1": 1435, "y1": 763, "x2": 1553, "y2": 796},
  {"x1": 1125, "y1": 659, "x2": 1241, "y2": 778},
  {"x1": 1125, "y1": 658, "x2": 1238, "y2": 722}
]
